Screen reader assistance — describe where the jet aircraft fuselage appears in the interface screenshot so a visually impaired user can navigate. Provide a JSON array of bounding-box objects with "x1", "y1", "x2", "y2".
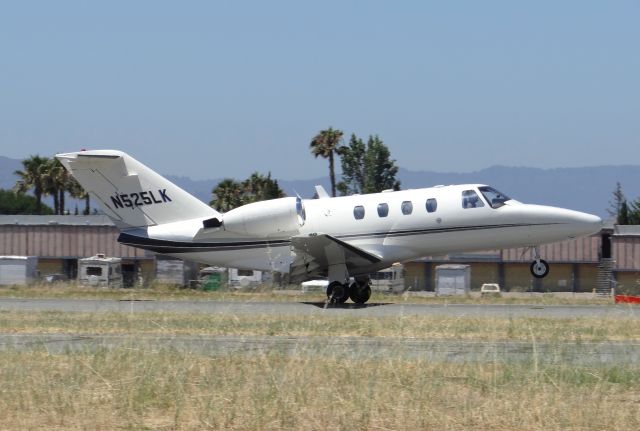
[{"x1": 56, "y1": 150, "x2": 602, "y2": 304}]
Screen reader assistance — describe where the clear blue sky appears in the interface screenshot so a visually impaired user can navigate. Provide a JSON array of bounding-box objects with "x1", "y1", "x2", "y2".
[{"x1": 1, "y1": 1, "x2": 638, "y2": 180}]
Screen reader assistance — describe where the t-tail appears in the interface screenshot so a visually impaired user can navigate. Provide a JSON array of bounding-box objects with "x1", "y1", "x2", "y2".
[{"x1": 55, "y1": 150, "x2": 221, "y2": 230}]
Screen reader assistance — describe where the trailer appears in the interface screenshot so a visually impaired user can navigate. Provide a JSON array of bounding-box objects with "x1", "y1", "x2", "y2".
[
  {"x1": 0, "y1": 256, "x2": 38, "y2": 286},
  {"x1": 370, "y1": 263, "x2": 405, "y2": 293},
  {"x1": 155, "y1": 256, "x2": 199, "y2": 287},
  {"x1": 228, "y1": 268, "x2": 265, "y2": 288},
  {"x1": 78, "y1": 254, "x2": 123, "y2": 288}
]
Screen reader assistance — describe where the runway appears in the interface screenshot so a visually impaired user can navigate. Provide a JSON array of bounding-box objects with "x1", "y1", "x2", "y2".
[
  {"x1": 0, "y1": 334, "x2": 640, "y2": 365},
  {"x1": 1, "y1": 297, "x2": 640, "y2": 318},
  {"x1": 2, "y1": 333, "x2": 640, "y2": 365},
  {"x1": 2, "y1": 298, "x2": 639, "y2": 365}
]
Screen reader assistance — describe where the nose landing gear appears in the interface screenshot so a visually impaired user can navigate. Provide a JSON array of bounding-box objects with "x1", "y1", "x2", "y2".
[
  {"x1": 530, "y1": 259, "x2": 550, "y2": 278},
  {"x1": 530, "y1": 247, "x2": 550, "y2": 278}
]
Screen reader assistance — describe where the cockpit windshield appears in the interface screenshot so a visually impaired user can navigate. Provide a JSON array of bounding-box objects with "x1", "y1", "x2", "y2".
[{"x1": 478, "y1": 186, "x2": 510, "y2": 209}]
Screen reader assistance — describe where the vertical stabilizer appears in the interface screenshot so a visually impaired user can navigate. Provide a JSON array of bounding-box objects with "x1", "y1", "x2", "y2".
[{"x1": 56, "y1": 150, "x2": 220, "y2": 229}]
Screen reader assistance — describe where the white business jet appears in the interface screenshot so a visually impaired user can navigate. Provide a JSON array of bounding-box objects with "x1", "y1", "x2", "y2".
[{"x1": 56, "y1": 150, "x2": 602, "y2": 304}]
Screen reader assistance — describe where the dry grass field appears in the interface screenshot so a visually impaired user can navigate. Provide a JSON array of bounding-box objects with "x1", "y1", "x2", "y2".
[
  {"x1": 0, "y1": 282, "x2": 616, "y2": 305},
  {"x1": 0, "y1": 285, "x2": 639, "y2": 429},
  {"x1": 2, "y1": 348, "x2": 640, "y2": 430}
]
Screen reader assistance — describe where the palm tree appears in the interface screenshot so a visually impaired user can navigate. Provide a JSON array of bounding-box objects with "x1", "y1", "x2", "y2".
[
  {"x1": 42, "y1": 158, "x2": 69, "y2": 214},
  {"x1": 309, "y1": 127, "x2": 345, "y2": 197},
  {"x1": 243, "y1": 172, "x2": 285, "y2": 203},
  {"x1": 13, "y1": 155, "x2": 50, "y2": 214},
  {"x1": 210, "y1": 179, "x2": 244, "y2": 212},
  {"x1": 67, "y1": 176, "x2": 91, "y2": 215}
]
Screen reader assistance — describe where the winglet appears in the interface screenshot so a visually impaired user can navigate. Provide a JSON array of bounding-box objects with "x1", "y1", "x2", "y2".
[{"x1": 315, "y1": 185, "x2": 330, "y2": 199}]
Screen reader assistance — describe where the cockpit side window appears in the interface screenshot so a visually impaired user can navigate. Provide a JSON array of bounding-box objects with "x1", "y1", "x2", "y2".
[
  {"x1": 478, "y1": 186, "x2": 510, "y2": 209},
  {"x1": 462, "y1": 190, "x2": 485, "y2": 209}
]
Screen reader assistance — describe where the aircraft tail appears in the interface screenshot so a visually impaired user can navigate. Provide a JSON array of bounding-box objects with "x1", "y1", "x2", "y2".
[{"x1": 56, "y1": 150, "x2": 221, "y2": 230}]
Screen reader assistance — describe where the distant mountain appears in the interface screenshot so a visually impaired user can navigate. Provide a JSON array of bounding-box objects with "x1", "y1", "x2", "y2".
[
  {"x1": 0, "y1": 156, "x2": 21, "y2": 189},
  {"x1": 170, "y1": 166, "x2": 640, "y2": 218},
  {"x1": 3, "y1": 155, "x2": 640, "y2": 217}
]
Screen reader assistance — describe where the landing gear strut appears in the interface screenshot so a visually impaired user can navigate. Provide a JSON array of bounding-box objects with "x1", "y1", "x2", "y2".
[{"x1": 530, "y1": 246, "x2": 550, "y2": 278}]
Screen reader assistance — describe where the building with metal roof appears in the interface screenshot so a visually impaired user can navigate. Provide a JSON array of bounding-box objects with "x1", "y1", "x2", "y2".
[{"x1": 0, "y1": 215, "x2": 151, "y2": 285}]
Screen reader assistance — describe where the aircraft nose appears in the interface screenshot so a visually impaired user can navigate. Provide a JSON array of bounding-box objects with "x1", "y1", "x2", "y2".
[
  {"x1": 519, "y1": 205, "x2": 603, "y2": 243},
  {"x1": 565, "y1": 210, "x2": 602, "y2": 237}
]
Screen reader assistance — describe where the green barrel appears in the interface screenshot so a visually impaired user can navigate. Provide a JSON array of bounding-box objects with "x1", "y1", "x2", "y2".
[{"x1": 203, "y1": 273, "x2": 222, "y2": 291}]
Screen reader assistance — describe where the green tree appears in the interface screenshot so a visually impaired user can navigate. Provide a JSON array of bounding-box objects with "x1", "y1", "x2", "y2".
[
  {"x1": 210, "y1": 173, "x2": 285, "y2": 212},
  {"x1": 607, "y1": 182, "x2": 626, "y2": 223},
  {"x1": 619, "y1": 200, "x2": 631, "y2": 225},
  {"x1": 337, "y1": 134, "x2": 400, "y2": 195},
  {"x1": 42, "y1": 158, "x2": 69, "y2": 215},
  {"x1": 629, "y1": 199, "x2": 640, "y2": 225},
  {"x1": 210, "y1": 179, "x2": 245, "y2": 212},
  {"x1": 13, "y1": 155, "x2": 50, "y2": 214},
  {"x1": 0, "y1": 189, "x2": 53, "y2": 215},
  {"x1": 362, "y1": 135, "x2": 400, "y2": 193},
  {"x1": 67, "y1": 176, "x2": 91, "y2": 215},
  {"x1": 309, "y1": 127, "x2": 345, "y2": 197},
  {"x1": 243, "y1": 172, "x2": 285, "y2": 204},
  {"x1": 336, "y1": 134, "x2": 366, "y2": 196}
]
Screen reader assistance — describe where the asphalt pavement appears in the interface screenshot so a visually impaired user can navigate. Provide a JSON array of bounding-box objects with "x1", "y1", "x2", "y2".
[{"x1": 1, "y1": 297, "x2": 640, "y2": 318}]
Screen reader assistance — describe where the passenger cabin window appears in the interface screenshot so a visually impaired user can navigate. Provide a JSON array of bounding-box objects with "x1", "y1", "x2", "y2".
[
  {"x1": 353, "y1": 205, "x2": 365, "y2": 220},
  {"x1": 401, "y1": 201, "x2": 413, "y2": 215},
  {"x1": 426, "y1": 198, "x2": 437, "y2": 213},
  {"x1": 478, "y1": 186, "x2": 510, "y2": 209},
  {"x1": 377, "y1": 203, "x2": 389, "y2": 217},
  {"x1": 462, "y1": 190, "x2": 485, "y2": 208}
]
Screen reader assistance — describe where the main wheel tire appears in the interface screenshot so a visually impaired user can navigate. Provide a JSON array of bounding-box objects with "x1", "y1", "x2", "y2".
[
  {"x1": 530, "y1": 259, "x2": 550, "y2": 278},
  {"x1": 327, "y1": 281, "x2": 349, "y2": 304},
  {"x1": 349, "y1": 283, "x2": 372, "y2": 304}
]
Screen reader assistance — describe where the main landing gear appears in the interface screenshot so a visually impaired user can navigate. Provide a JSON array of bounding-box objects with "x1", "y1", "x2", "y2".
[
  {"x1": 327, "y1": 276, "x2": 372, "y2": 304},
  {"x1": 530, "y1": 246, "x2": 550, "y2": 278}
]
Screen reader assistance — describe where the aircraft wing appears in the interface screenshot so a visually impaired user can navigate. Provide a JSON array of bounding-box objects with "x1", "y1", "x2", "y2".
[{"x1": 289, "y1": 233, "x2": 382, "y2": 283}]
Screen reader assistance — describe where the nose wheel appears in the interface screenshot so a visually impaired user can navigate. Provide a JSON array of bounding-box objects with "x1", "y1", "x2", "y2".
[
  {"x1": 530, "y1": 259, "x2": 549, "y2": 278},
  {"x1": 529, "y1": 246, "x2": 550, "y2": 279}
]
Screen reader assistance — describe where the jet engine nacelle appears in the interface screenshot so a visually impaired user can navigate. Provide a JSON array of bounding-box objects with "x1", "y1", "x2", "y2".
[{"x1": 222, "y1": 197, "x2": 305, "y2": 237}]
